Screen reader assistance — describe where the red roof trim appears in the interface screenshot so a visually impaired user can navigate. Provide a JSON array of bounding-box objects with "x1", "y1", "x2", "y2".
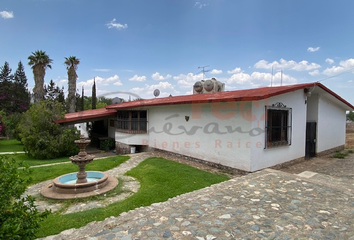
[
  {"x1": 55, "y1": 108, "x2": 116, "y2": 124},
  {"x1": 106, "y1": 82, "x2": 354, "y2": 110},
  {"x1": 56, "y1": 82, "x2": 354, "y2": 124}
]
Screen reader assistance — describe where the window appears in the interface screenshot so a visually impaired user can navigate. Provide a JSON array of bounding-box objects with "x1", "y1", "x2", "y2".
[
  {"x1": 265, "y1": 103, "x2": 292, "y2": 148},
  {"x1": 117, "y1": 111, "x2": 147, "y2": 133}
]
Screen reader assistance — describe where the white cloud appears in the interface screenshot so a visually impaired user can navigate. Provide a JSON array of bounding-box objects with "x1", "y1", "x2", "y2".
[
  {"x1": 173, "y1": 73, "x2": 203, "y2": 89},
  {"x1": 210, "y1": 69, "x2": 223, "y2": 74},
  {"x1": 75, "y1": 75, "x2": 123, "y2": 96},
  {"x1": 254, "y1": 58, "x2": 321, "y2": 71},
  {"x1": 323, "y1": 58, "x2": 354, "y2": 76},
  {"x1": 194, "y1": 2, "x2": 209, "y2": 8},
  {"x1": 227, "y1": 67, "x2": 242, "y2": 74},
  {"x1": 325, "y1": 58, "x2": 334, "y2": 65},
  {"x1": 0, "y1": 11, "x2": 14, "y2": 19},
  {"x1": 307, "y1": 47, "x2": 320, "y2": 52},
  {"x1": 77, "y1": 75, "x2": 122, "y2": 88},
  {"x1": 129, "y1": 81, "x2": 178, "y2": 98},
  {"x1": 226, "y1": 70, "x2": 296, "y2": 87},
  {"x1": 227, "y1": 72, "x2": 251, "y2": 84},
  {"x1": 129, "y1": 74, "x2": 146, "y2": 82},
  {"x1": 106, "y1": 18, "x2": 128, "y2": 30},
  {"x1": 309, "y1": 70, "x2": 320, "y2": 76},
  {"x1": 151, "y1": 72, "x2": 172, "y2": 81}
]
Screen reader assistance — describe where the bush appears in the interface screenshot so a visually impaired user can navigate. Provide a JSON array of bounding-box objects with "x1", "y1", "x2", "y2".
[
  {"x1": 0, "y1": 110, "x2": 6, "y2": 137},
  {"x1": 3, "y1": 112, "x2": 22, "y2": 140},
  {"x1": 0, "y1": 155, "x2": 50, "y2": 239},
  {"x1": 17, "y1": 101, "x2": 80, "y2": 159}
]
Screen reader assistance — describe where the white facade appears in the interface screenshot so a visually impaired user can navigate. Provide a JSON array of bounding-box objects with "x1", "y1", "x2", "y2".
[
  {"x1": 114, "y1": 88, "x2": 350, "y2": 172},
  {"x1": 316, "y1": 95, "x2": 346, "y2": 152}
]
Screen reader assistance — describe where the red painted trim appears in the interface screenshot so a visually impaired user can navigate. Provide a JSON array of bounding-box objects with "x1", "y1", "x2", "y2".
[
  {"x1": 106, "y1": 82, "x2": 354, "y2": 110},
  {"x1": 56, "y1": 82, "x2": 354, "y2": 124}
]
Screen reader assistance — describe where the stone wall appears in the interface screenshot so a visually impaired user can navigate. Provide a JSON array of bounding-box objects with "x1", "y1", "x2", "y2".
[{"x1": 115, "y1": 142, "x2": 131, "y2": 155}]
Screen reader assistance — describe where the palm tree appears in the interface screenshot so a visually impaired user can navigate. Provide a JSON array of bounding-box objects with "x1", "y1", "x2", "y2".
[
  {"x1": 64, "y1": 56, "x2": 80, "y2": 113},
  {"x1": 28, "y1": 50, "x2": 53, "y2": 103}
]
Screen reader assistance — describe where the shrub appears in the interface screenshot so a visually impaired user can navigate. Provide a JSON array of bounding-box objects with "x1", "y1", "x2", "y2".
[
  {"x1": 0, "y1": 110, "x2": 6, "y2": 138},
  {"x1": 17, "y1": 100, "x2": 80, "y2": 159},
  {"x1": 3, "y1": 112, "x2": 22, "y2": 140},
  {"x1": 0, "y1": 155, "x2": 50, "y2": 239}
]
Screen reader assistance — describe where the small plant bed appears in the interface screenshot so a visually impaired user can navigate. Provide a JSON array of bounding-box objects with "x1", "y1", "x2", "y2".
[
  {"x1": 36, "y1": 157, "x2": 230, "y2": 238},
  {"x1": 25, "y1": 155, "x2": 130, "y2": 186},
  {"x1": 333, "y1": 149, "x2": 354, "y2": 159},
  {"x1": 0, "y1": 139, "x2": 24, "y2": 152}
]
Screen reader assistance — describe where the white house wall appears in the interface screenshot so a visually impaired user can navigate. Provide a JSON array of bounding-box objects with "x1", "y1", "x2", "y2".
[
  {"x1": 108, "y1": 119, "x2": 116, "y2": 139},
  {"x1": 75, "y1": 123, "x2": 89, "y2": 137},
  {"x1": 250, "y1": 90, "x2": 307, "y2": 171},
  {"x1": 146, "y1": 103, "x2": 253, "y2": 171},
  {"x1": 306, "y1": 94, "x2": 319, "y2": 122},
  {"x1": 317, "y1": 95, "x2": 346, "y2": 152}
]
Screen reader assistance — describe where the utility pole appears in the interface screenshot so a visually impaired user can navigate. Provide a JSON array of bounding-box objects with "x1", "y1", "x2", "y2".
[{"x1": 281, "y1": 70, "x2": 283, "y2": 86}]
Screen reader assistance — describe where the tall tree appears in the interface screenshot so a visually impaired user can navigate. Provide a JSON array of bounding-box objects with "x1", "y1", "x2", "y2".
[
  {"x1": 13, "y1": 61, "x2": 30, "y2": 112},
  {"x1": 0, "y1": 62, "x2": 14, "y2": 114},
  {"x1": 64, "y1": 56, "x2": 80, "y2": 113},
  {"x1": 81, "y1": 86, "x2": 84, "y2": 111},
  {"x1": 28, "y1": 50, "x2": 53, "y2": 103},
  {"x1": 44, "y1": 80, "x2": 66, "y2": 108},
  {"x1": 92, "y1": 78, "x2": 97, "y2": 109}
]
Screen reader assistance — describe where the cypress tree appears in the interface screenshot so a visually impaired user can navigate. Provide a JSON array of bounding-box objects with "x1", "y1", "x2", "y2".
[
  {"x1": 81, "y1": 86, "x2": 84, "y2": 111},
  {"x1": 44, "y1": 80, "x2": 66, "y2": 109},
  {"x1": 0, "y1": 62, "x2": 14, "y2": 114},
  {"x1": 13, "y1": 61, "x2": 30, "y2": 112},
  {"x1": 92, "y1": 78, "x2": 96, "y2": 109}
]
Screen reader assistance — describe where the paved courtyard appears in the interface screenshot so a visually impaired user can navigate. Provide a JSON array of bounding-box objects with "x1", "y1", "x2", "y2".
[{"x1": 37, "y1": 151, "x2": 354, "y2": 240}]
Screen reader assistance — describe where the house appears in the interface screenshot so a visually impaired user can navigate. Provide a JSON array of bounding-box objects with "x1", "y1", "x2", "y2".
[{"x1": 56, "y1": 82, "x2": 354, "y2": 172}]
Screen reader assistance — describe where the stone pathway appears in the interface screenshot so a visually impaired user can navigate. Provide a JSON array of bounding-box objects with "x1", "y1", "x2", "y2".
[
  {"x1": 0, "y1": 151, "x2": 25, "y2": 155},
  {"x1": 25, "y1": 152, "x2": 152, "y2": 214},
  {"x1": 39, "y1": 168, "x2": 354, "y2": 240}
]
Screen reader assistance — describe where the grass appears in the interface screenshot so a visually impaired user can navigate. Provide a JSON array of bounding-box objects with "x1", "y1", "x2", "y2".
[
  {"x1": 333, "y1": 149, "x2": 354, "y2": 159},
  {"x1": 26, "y1": 155, "x2": 130, "y2": 186},
  {"x1": 12, "y1": 154, "x2": 72, "y2": 166},
  {"x1": 36, "y1": 157, "x2": 229, "y2": 238},
  {"x1": 0, "y1": 139, "x2": 24, "y2": 152}
]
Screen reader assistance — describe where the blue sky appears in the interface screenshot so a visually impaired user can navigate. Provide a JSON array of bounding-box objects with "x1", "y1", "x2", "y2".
[{"x1": 1, "y1": 0, "x2": 354, "y2": 104}]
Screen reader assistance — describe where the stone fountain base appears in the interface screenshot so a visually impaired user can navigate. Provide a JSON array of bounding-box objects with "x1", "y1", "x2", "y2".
[{"x1": 41, "y1": 172, "x2": 118, "y2": 200}]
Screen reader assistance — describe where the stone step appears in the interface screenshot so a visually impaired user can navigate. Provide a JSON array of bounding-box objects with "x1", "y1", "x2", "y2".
[{"x1": 296, "y1": 171, "x2": 354, "y2": 193}]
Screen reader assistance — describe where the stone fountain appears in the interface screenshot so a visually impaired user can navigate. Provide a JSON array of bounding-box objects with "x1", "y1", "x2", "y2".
[
  {"x1": 41, "y1": 135, "x2": 118, "y2": 200},
  {"x1": 71, "y1": 136, "x2": 95, "y2": 184}
]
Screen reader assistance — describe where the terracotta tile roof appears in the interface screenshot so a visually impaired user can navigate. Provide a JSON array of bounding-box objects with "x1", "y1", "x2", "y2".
[
  {"x1": 106, "y1": 82, "x2": 354, "y2": 110},
  {"x1": 55, "y1": 108, "x2": 116, "y2": 124},
  {"x1": 56, "y1": 82, "x2": 354, "y2": 124}
]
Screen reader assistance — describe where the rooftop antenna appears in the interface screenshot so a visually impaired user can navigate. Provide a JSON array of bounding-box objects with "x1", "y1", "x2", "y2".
[
  {"x1": 198, "y1": 65, "x2": 210, "y2": 80},
  {"x1": 271, "y1": 65, "x2": 274, "y2": 87},
  {"x1": 280, "y1": 69, "x2": 283, "y2": 86}
]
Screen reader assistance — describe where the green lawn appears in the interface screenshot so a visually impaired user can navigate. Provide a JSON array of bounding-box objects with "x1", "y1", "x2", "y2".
[
  {"x1": 0, "y1": 139, "x2": 24, "y2": 152},
  {"x1": 11, "y1": 154, "x2": 71, "y2": 166},
  {"x1": 36, "y1": 157, "x2": 229, "y2": 238}
]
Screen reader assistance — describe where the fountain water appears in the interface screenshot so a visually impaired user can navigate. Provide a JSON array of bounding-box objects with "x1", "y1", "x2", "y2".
[{"x1": 41, "y1": 135, "x2": 118, "y2": 200}]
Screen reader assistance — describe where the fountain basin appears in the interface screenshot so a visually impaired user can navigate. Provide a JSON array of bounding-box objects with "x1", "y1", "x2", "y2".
[
  {"x1": 53, "y1": 171, "x2": 109, "y2": 194},
  {"x1": 41, "y1": 171, "x2": 118, "y2": 200}
]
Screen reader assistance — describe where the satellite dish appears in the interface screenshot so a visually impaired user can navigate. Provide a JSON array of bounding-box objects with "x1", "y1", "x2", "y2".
[{"x1": 153, "y1": 89, "x2": 160, "y2": 98}]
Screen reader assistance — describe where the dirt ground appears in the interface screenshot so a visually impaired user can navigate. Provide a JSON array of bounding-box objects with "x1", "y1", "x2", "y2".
[
  {"x1": 279, "y1": 130, "x2": 354, "y2": 181},
  {"x1": 346, "y1": 129, "x2": 354, "y2": 148}
]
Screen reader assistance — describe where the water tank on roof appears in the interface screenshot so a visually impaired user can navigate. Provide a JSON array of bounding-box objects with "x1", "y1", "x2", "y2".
[{"x1": 193, "y1": 78, "x2": 225, "y2": 94}]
